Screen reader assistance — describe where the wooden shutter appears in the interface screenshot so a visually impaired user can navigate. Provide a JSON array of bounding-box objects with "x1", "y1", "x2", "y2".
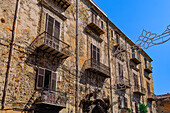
[
  {"x1": 125, "y1": 97, "x2": 128, "y2": 108},
  {"x1": 134, "y1": 73, "x2": 138, "y2": 87},
  {"x1": 54, "y1": 20, "x2": 60, "y2": 50},
  {"x1": 46, "y1": 14, "x2": 54, "y2": 39},
  {"x1": 51, "y1": 72, "x2": 57, "y2": 91},
  {"x1": 36, "y1": 67, "x2": 45, "y2": 90}
]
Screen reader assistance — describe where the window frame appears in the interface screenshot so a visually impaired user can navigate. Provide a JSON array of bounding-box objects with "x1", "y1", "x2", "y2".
[
  {"x1": 36, "y1": 67, "x2": 58, "y2": 91},
  {"x1": 118, "y1": 62, "x2": 123, "y2": 79},
  {"x1": 133, "y1": 73, "x2": 139, "y2": 88},
  {"x1": 91, "y1": 43, "x2": 100, "y2": 63},
  {"x1": 45, "y1": 13, "x2": 62, "y2": 49}
]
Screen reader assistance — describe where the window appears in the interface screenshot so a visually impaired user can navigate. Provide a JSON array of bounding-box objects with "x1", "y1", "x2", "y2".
[
  {"x1": 92, "y1": 10, "x2": 97, "y2": 24},
  {"x1": 36, "y1": 67, "x2": 57, "y2": 91},
  {"x1": 91, "y1": 44, "x2": 100, "y2": 63},
  {"x1": 116, "y1": 34, "x2": 120, "y2": 44},
  {"x1": 111, "y1": 30, "x2": 113, "y2": 38},
  {"x1": 46, "y1": 14, "x2": 61, "y2": 49},
  {"x1": 118, "y1": 96, "x2": 128, "y2": 109},
  {"x1": 101, "y1": 21, "x2": 104, "y2": 29},
  {"x1": 147, "y1": 82, "x2": 150, "y2": 94},
  {"x1": 118, "y1": 62, "x2": 123, "y2": 79},
  {"x1": 132, "y1": 48, "x2": 135, "y2": 58},
  {"x1": 133, "y1": 73, "x2": 139, "y2": 88},
  {"x1": 144, "y1": 58, "x2": 147, "y2": 68}
]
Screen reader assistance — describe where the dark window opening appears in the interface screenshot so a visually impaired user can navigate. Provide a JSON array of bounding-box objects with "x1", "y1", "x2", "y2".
[
  {"x1": 116, "y1": 35, "x2": 120, "y2": 44},
  {"x1": 144, "y1": 58, "x2": 147, "y2": 68},
  {"x1": 44, "y1": 70, "x2": 51, "y2": 89},
  {"x1": 111, "y1": 30, "x2": 113, "y2": 38},
  {"x1": 118, "y1": 62, "x2": 123, "y2": 79},
  {"x1": 101, "y1": 21, "x2": 103, "y2": 29}
]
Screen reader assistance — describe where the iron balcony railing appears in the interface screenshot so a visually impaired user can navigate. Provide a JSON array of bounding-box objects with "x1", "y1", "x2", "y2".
[
  {"x1": 33, "y1": 32, "x2": 71, "y2": 58},
  {"x1": 144, "y1": 63, "x2": 152, "y2": 73},
  {"x1": 117, "y1": 77, "x2": 131, "y2": 89},
  {"x1": 84, "y1": 59, "x2": 110, "y2": 78},
  {"x1": 37, "y1": 89, "x2": 67, "y2": 107},
  {"x1": 87, "y1": 15, "x2": 105, "y2": 35},
  {"x1": 148, "y1": 92, "x2": 156, "y2": 101},
  {"x1": 134, "y1": 85, "x2": 146, "y2": 95},
  {"x1": 41, "y1": 0, "x2": 71, "y2": 10}
]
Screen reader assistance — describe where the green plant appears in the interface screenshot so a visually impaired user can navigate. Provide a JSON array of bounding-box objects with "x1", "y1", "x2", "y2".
[
  {"x1": 125, "y1": 107, "x2": 132, "y2": 113},
  {"x1": 139, "y1": 104, "x2": 148, "y2": 113}
]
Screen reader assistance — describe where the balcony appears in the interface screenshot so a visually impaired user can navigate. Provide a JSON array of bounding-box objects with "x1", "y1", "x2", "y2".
[
  {"x1": 144, "y1": 63, "x2": 152, "y2": 73},
  {"x1": 130, "y1": 63, "x2": 139, "y2": 71},
  {"x1": 87, "y1": 17, "x2": 105, "y2": 36},
  {"x1": 33, "y1": 32, "x2": 71, "y2": 59},
  {"x1": 133, "y1": 86, "x2": 146, "y2": 95},
  {"x1": 83, "y1": 59, "x2": 110, "y2": 78},
  {"x1": 148, "y1": 92, "x2": 156, "y2": 101},
  {"x1": 116, "y1": 77, "x2": 131, "y2": 90},
  {"x1": 120, "y1": 108, "x2": 130, "y2": 113},
  {"x1": 130, "y1": 53, "x2": 141, "y2": 64},
  {"x1": 36, "y1": 89, "x2": 67, "y2": 110},
  {"x1": 41, "y1": 0, "x2": 71, "y2": 10}
]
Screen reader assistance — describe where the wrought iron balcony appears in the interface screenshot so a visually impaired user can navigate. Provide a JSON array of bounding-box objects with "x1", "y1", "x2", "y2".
[
  {"x1": 87, "y1": 18, "x2": 105, "y2": 36},
  {"x1": 130, "y1": 63, "x2": 139, "y2": 71},
  {"x1": 36, "y1": 89, "x2": 67, "y2": 108},
  {"x1": 33, "y1": 32, "x2": 71, "y2": 59},
  {"x1": 84, "y1": 59, "x2": 110, "y2": 78},
  {"x1": 120, "y1": 108, "x2": 129, "y2": 113},
  {"x1": 144, "y1": 63, "x2": 152, "y2": 73},
  {"x1": 133, "y1": 85, "x2": 146, "y2": 95},
  {"x1": 116, "y1": 77, "x2": 131, "y2": 90},
  {"x1": 130, "y1": 53, "x2": 141, "y2": 64},
  {"x1": 148, "y1": 92, "x2": 156, "y2": 101},
  {"x1": 42, "y1": 0, "x2": 71, "y2": 10}
]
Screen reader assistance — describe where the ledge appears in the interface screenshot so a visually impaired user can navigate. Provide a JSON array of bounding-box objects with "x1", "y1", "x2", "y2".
[{"x1": 41, "y1": 0, "x2": 67, "y2": 21}]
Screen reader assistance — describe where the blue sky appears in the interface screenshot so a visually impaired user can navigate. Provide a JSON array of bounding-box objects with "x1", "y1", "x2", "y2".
[{"x1": 93, "y1": 0, "x2": 170, "y2": 95}]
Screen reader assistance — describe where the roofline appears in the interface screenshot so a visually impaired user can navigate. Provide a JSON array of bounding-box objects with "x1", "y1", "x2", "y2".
[{"x1": 86, "y1": 0, "x2": 153, "y2": 61}]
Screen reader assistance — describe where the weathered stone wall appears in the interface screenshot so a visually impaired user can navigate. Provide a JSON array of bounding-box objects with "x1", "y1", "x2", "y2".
[{"x1": 0, "y1": 0, "x2": 156, "y2": 113}]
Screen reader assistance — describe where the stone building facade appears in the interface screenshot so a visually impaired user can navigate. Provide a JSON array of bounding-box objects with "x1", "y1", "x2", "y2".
[
  {"x1": 0, "y1": 0, "x2": 156, "y2": 113},
  {"x1": 156, "y1": 93, "x2": 170, "y2": 113}
]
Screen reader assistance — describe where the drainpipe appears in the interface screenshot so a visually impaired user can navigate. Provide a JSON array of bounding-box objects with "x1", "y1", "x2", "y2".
[
  {"x1": 1, "y1": 0, "x2": 20, "y2": 110},
  {"x1": 75, "y1": 0, "x2": 79, "y2": 112},
  {"x1": 106, "y1": 20, "x2": 113, "y2": 113}
]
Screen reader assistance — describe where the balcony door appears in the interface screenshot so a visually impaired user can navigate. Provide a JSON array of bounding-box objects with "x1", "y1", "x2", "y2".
[
  {"x1": 133, "y1": 73, "x2": 139, "y2": 89},
  {"x1": 132, "y1": 48, "x2": 135, "y2": 58},
  {"x1": 91, "y1": 44, "x2": 100, "y2": 66},
  {"x1": 46, "y1": 14, "x2": 60, "y2": 50},
  {"x1": 118, "y1": 62, "x2": 123, "y2": 79}
]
